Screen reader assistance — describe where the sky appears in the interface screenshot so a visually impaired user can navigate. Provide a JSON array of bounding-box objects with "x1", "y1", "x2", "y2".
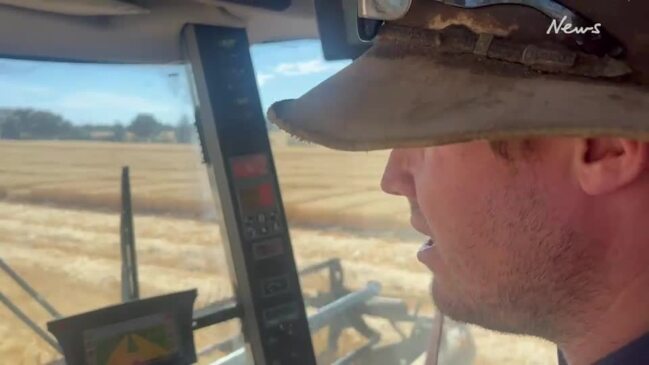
[{"x1": 0, "y1": 40, "x2": 350, "y2": 126}]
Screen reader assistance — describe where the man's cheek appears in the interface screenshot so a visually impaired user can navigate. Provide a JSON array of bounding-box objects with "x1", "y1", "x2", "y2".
[{"x1": 416, "y1": 187, "x2": 444, "y2": 234}]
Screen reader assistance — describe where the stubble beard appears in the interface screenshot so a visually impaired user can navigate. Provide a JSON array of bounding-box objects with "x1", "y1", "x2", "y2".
[{"x1": 430, "y1": 188, "x2": 606, "y2": 342}]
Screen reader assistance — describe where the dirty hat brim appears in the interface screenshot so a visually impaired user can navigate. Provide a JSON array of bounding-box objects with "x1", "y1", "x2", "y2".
[{"x1": 267, "y1": 28, "x2": 649, "y2": 152}]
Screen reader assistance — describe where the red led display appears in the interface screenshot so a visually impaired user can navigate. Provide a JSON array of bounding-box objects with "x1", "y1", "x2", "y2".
[
  {"x1": 258, "y1": 183, "x2": 274, "y2": 208},
  {"x1": 231, "y1": 154, "x2": 269, "y2": 179},
  {"x1": 239, "y1": 183, "x2": 275, "y2": 213}
]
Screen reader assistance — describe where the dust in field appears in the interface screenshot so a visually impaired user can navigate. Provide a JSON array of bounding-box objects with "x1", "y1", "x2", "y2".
[{"x1": 0, "y1": 139, "x2": 410, "y2": 235}]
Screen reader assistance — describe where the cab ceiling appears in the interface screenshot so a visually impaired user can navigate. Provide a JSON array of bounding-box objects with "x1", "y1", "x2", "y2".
[{"x1": 0, "y1": 0, "x2": 320, "y2": 63}]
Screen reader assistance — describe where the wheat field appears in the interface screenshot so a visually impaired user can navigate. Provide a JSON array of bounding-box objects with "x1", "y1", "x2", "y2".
[{"x1": 0, "y1": 137, "x2": 557, "y2": 365}]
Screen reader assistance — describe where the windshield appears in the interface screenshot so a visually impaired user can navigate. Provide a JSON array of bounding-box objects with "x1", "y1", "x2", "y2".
[{"x1": 0, "y1": 40, "x2": 557, "y2": 365}]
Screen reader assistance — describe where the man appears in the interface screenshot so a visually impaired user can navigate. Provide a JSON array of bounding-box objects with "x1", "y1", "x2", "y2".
[{"x1": 267, "y1": 0, "x2": 649, "y2": 364}]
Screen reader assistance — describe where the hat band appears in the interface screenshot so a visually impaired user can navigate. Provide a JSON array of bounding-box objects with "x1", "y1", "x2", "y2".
[
  {"x1": 377, "y1": 24, "x2": 631, "y2": 79},
  {"x1": 431, "y1": 0, "x2": 624, "y2": 57}
]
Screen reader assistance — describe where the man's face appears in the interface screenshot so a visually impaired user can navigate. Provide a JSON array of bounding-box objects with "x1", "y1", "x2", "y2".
[{"x1": 381, "y1": 140, "x2": 605, "y2": 337}]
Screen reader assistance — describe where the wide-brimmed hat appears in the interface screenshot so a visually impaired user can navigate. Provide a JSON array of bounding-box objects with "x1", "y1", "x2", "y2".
[{"x1": 267, "y1": 0, "x2": 649, "y2": 151}]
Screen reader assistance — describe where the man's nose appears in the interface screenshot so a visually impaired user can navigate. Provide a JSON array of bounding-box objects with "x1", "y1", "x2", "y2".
[{"x1": 381, "y1": 149, "x2": 417, "y2": 198}]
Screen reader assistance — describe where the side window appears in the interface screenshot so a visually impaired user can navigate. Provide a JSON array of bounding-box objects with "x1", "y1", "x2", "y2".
[{"x1": 0, "y1": 59, "x2": 242, "y2": 364}]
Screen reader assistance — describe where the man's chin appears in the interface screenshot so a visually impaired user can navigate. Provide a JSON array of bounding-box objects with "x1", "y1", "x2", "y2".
[
  {"x1": 431, "y1": 279, "x2": 457, "y2": 316},
  {"x1": 432, "y1": 279, "x2": 533, "y2": 336},
  {"x1": 431, "y1": 279, "x2": 485, "y2": 326}
]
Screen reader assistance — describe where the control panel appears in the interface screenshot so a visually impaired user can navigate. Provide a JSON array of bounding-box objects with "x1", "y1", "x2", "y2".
[
  {"x1": 184, "y1": 25, "x2": 317, "y2": 365},
  {"x1": 230, "y1": 152, "x2": 314, "y2": 363}
]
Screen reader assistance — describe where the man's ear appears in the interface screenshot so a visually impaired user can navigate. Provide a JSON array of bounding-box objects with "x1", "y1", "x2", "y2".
[{"x1": 576, "y1": 139, "x2": 649, "y2": 195}]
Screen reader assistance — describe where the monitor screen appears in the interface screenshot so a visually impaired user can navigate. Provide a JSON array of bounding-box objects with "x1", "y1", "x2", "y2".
[
  {"x1": 84, "y1": 313, "x2": 179, "y2": 365},
  {"x1": 47, "y1": 290, "x2": 197, "y2": 365}
]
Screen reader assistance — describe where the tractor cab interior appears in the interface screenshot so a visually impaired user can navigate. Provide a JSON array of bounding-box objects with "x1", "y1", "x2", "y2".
[{"x1": 0, "y1": 1, "x2": 559, "y2": 364}]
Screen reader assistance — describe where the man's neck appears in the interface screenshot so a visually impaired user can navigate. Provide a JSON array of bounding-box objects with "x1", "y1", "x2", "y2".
[{"x1": 558, "y1": 271, "x2": 649, "y2": 365}]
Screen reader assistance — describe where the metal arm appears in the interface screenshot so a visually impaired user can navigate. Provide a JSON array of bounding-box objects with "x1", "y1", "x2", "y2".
[
  {"x1": 0, "y1": 258, "x2": 61, "y2": 318},
  {"x1": 0, "y1": 292, "x2": 61, "y2": 353}
]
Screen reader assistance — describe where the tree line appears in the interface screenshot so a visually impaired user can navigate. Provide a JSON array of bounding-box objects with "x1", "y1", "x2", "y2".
[{"x1": 0, "y1": 108, "x2": 196, "y2": 143}]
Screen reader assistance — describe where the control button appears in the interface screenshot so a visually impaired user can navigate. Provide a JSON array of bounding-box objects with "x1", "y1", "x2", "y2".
[
  {"x1": 244, "y1": 215, "x2": 254, "y2": 224},
  {"x1": 263, "y1": 302, "x2": 300, "y2": 327},
  {"x1": 259, "y1": 226, "x2": 269, "y2": 235},
  {"x1": 245, "y1": 227, "x2": 256, "y2": 239},
  {"x1": 263, "y1": 302, "x2": 300, "y2": 328},
  {"x1": 279, "y1": 322, "x2": 295, "y2": 336},
  {"x1": 252, "y1": 239, "x2": 284, "y2": 260},
  {"x1": 257, "y1": 213, "x2": 266, "y2": 224},
  {"x1": 262, "y1": 275, "x2": 289, "y2": 297},
  {"x1": 272, "y1": 221, "x2": 281, "y2": 232}
]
